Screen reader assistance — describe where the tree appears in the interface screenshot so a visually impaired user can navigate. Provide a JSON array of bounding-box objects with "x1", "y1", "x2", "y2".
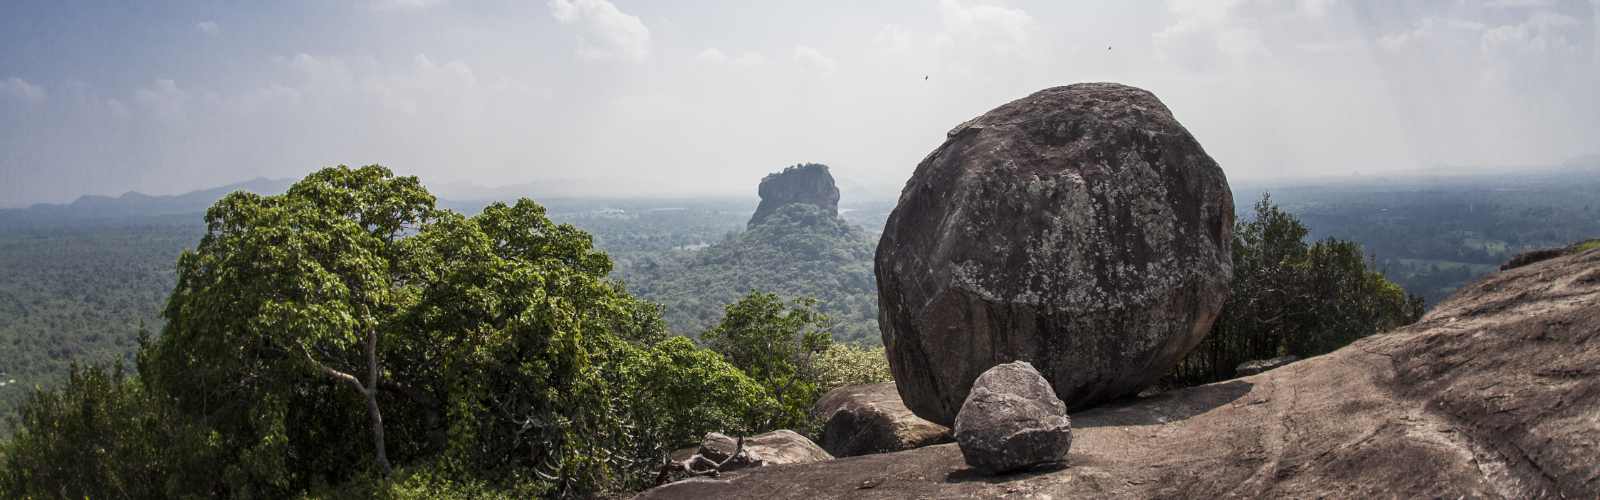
[
  {"x1": 1169, "y1": 194, "x2": 1424, "y2": 386},
  {"x1": 142, "y1": 166, "x2": 433, "y2": 487},
  {"x1": 700, "y1": 292, "x2": 833, "y2": 430}
]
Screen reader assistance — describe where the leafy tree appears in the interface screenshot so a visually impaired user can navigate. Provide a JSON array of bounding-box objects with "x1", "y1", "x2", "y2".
[
  {"x1": 701, "y1": 292, "x2": 833, "y2": 430},
  {"x1": 1168, "y1": 194, "x2": 1425, "y2": 385},
  {"x1": 0, "y1": 362, "x2": 219, "y2": 499},
  {"x1": 140, "y1": 166, "x2": 434, "y2": 491}
]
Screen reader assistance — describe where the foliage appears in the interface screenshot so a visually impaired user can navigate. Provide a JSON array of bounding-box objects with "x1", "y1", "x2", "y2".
[
  {"x1": 811, "y1": 343, "x2": 893, "y2": 394},
  {"x1": 1168, "y1": 195, "x2": 1425, "y2": 386},
  {"x1": 0, "y1": 362, "x2": 220, "y2": 499},
  {"x1": 2, "y1": 166, "x2": 822, "y2": 498},
  {"x1": 0, "y1": 221, "x2": 200, "y2": 428},
  {"x1": 701, "y1": 292, "x2": 833, "y2": 431},
  {"x1": 622, "y1": 204, "x2": 881, "y2": 344}
]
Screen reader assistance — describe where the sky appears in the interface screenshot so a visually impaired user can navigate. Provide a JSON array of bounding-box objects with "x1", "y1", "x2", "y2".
[{"x1": 1, "y1": 0, "x2": 1597, "y2": 206}]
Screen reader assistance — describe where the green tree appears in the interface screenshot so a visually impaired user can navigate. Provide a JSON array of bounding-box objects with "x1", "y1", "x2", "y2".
[
  {"x1": 141, "y1": 166, "x2": 434, "y2": 489},
  {"x1": 1169, "y1": 194, "x2": 1424, "y2": 385},
  {"x1": 701, "y1": 292, "x2": 833, "y2": 430}
]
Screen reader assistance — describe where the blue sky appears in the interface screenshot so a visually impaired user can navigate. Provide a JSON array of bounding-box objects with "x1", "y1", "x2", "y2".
[{"x1": 1, "y1": 0, "x2": 1597, "y2": 206}]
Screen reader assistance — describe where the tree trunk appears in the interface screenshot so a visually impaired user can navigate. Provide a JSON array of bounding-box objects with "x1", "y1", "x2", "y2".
[
  {"x1": 365, "y1": 328, "x2": 392, "y2": 477},
  {"x1": 366, "y1": 387, "x2": 391, "y2": 477}
]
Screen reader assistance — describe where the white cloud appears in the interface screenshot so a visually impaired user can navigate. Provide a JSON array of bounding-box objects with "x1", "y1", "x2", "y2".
[
  {"x1": 935, "y1": 0, "x2": 1034, "y2": 56},
  {"x1": 874, "y1": 24, "x2": 914, "y2": 53},
  {"x1": 732, "y1": 51, "x2": 767, "y2": 66},
  {"x1": 135, "y1": 79, "x2": 189, "y2": 119},
  {"x1": 1376, "y1": 18, "x2": 1486, "y2": 52},
  {"x1": 1, "y1": 77, "x2": 46, "y2": 103},
  {"x1": 1484, "y1": 0, "x2": 1555, "y2": 8},
  {"x1": 371, "y1": 0, "x2": 449, "y2": 10},
  {"x1": 695, "y1": 48, "x2": 728, "y2": 64},
  {"x1": 548, "y1": 0, "x2": 651, "y2": 63},
  {"x1": 1481, "y1": 11, "x2": 1581, "y2": 55},
  {"x1": 793, "y1": 45, "x2": 837, "y2": 75},
  {"x1": 196, "y1": 21, "x2": 220, "y2": 35}
]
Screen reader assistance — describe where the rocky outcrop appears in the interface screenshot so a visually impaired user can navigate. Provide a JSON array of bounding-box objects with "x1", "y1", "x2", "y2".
[
  {"x1": 633, "y1": 246, "x2": 1600, "y2": 499},
  {"x1": 953, "y1": 362, "x2": 1072, "y2": 474},
  {"x1": 1234, "y1": 355, "x2": 1298, "y2": 376},
  {"x1": 812, "y1": 383, "x2": 951, "y2": 457},
  {"x1": 749, "y1": 164, "x2": 840, "y2": 228},
  {"x1": 696, "y1": 430, "x2": 833, "y2": 472},
  {"x1": 875, "y1": 83, "x2": 1235, "y2": 424}
]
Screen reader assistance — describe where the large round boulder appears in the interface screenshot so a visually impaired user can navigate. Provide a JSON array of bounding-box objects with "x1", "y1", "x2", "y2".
[{"x1": 876, "y1": 83, "x2": 1234, "y2": 425}]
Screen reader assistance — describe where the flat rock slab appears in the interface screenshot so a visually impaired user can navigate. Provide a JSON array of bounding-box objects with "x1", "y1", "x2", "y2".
[
  {"x1": 636, "y1": 248, "x2": 1600, "y2": 499},
  {"x1": 811, "y1": 383, "x2": 951, "y2": 457}
]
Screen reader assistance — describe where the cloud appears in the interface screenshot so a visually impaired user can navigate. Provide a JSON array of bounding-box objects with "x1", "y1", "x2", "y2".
[
  {"x1": 695, "y1": 48, "x2": 728, "y2": 64},
  {"x1": 1484, "y1": 0, "x2": 1555, "y2": 8},
  {"x1": 793, "y1": 45, "x2": 837, "y2": 75},
  {"x1": 1, "y1": 77, "x2": 46, "y2": 103},
  {"x1": 196, "y1": 20, "x2": 220, "y2": 35},
  {"x1": 548, "y1": 0, "x2": 651, "y2": 62},
  {"x1": 370, "y1": 0, "x2": 449, "y2": 10},
  {"x1": 1377, "y1": 18, "x2": 1487, "y2": 51},
  {"x1": 874, "y1": 24, "x2": 914, "y2": 53},
  {"x1": 934, "y1": 0, "x2": 1034, "y2": 56},
  {"x1": 134, "y1": 79, "x2": 189, "y2": 118}
]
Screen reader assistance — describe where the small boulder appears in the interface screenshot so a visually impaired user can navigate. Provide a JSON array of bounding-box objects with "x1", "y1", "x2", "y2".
[
  {"x1": 1235, "y1": 355, "x2": 1299, "y2": 377},
  {"x1": 954, "y1": 361, "x2": 1072, "y2": 474},
  {"x1": 812, "y1": 382, "x2": 953, "y2": 457},
  {"x1": 696, "y1": 430, "x2": 833, "y2": 472}
]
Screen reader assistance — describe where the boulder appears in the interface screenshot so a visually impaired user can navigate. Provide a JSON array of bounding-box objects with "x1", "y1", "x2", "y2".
[
  {"x1": 632, "y1": 245, "x2": 1600, "y2": 499},
  {"x1": 953, "y1": 361, "x2": 1072, "y2": 474},
  {"x1": 696, "y1": 430, "x2": 832, "y2": 471},
  {"x1": 811, "y1": 383, "x2": 952, "y2": 457},
  {"x1": 749, "y1": 163, "x2": 840, "y2": 228},
  {"x1": 875, "y1": 82, "x2": 1234, "y2": 424},
  {"x1": 1235, "y1": 355, "x2": 1298, "y2": 376}
]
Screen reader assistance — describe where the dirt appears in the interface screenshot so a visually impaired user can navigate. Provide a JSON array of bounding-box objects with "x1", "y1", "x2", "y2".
[{"x1": 637, "y1": 247, "x2": 1600, "y2": 499}]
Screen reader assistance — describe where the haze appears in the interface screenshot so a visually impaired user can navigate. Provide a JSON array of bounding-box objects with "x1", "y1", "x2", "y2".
[{"x1": 2, "y1": 0, "x2": 1597, "y2": 207}]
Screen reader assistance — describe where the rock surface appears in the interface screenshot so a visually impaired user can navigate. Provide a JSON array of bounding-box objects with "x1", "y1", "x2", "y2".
[
  {"x1": 811, "y1": 383, "x2": 951, "y2": 457},
  {"x1": 953, "y1": 361, "x2": 1072, "y2": 474},
  {"x1": 696, "y1": 430, "x2": 833, "y2": 472},
  {"x1": 1234, "y1": 355, "x2": 1298, "y2": 376},
  {"x1": 876, "y1": 83, "x2": 1235, "y2": 424},
  {"x1": 749, "y1": 164, "x2": 840, "y2": 228},
  {"x1": 636, "y1": 246, "x2": 1600, "y2": 499}
]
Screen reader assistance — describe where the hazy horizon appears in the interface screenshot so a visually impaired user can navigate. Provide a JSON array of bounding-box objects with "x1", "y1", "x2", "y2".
[{"x1": 3, "y1": 0, "x2": 1597, "y2": 207}]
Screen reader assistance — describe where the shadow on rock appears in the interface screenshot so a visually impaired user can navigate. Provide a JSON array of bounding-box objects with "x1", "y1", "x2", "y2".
[
  {"x1": 1075, "y1": 380, "x2": 1253, "y2": 428},
  {"x1": 944, "y1": 461, "x2": 1069, "y2": 484}
]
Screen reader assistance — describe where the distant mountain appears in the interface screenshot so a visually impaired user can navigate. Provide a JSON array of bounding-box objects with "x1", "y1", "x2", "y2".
[
  {"x1": 619, "y1": 165, "x2": 881, "y2": 343},
  {"x1": 5, "y1": 178, "x2": 294, "y2": 222}
]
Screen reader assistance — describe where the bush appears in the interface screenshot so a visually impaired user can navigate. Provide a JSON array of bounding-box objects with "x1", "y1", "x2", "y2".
[
  {"x1": 812, "y1": 343, "x2": 892, "y2": 393},
  {"x1": 1167, "y1": 195, "x2": 1424, "y2": 386}
]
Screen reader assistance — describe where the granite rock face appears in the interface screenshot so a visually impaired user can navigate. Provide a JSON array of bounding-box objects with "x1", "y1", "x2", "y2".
[
  {"x1": 749, "y1": 164, "x2": 840, "y2": 228},
  {"x1": 696, "y1": 430, "x2": 833, "y2": 472},
  {"x1": 876, "y1": 83, "x2": 1234, "y2": 424},
  {"x1": 954, "y1": 361, "x2": 1072, "y2": 474},
  {"x1": 811, "y1": 383, "x2": 952, "y2": 457}
]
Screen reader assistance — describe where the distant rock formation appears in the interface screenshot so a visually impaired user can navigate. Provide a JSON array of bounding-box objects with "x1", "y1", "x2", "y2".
[
  {"x1": 953, "y1": 361, "x2": 1071, "y2": 474},
  {"x1": 875, "y1": 83, "x2": 1235, "y2": 424},
  {"x1": 749, "y1": 164, "x2": 840, "y2": 228},
  {"x1": 634, "y1": 244, "x2": 1600, "y2": 499},
  {"x1": 811, "y1": 383, "x2": 951, "y2": 458}
]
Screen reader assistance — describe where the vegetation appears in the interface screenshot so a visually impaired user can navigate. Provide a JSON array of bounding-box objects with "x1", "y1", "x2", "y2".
[
  {"x1": 622, "y1": 204, "x2": 881, "y2": 344},
  {"x1": 1167, "y1": 195, "x2": 1425, "y2": 386},
  {"x1": 1246, "y1": 172, "x2": 1600, "y2": 305},
  {"x1": 0, "y1": 166, "x2": 886, "y2": 498}
]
